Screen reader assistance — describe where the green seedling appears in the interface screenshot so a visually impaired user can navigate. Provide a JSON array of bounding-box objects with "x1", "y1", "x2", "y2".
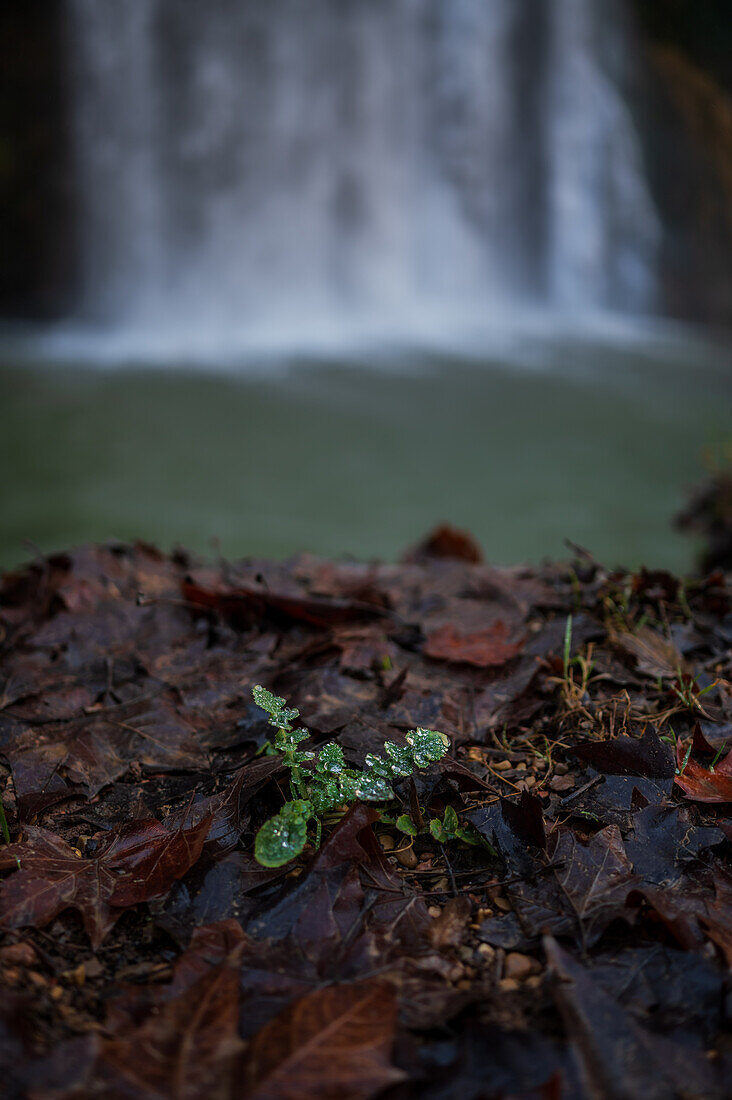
[
  {"x1": 395, "y1": 804, "x2": 492, "y2": 853},
  {"x1": 429, "y1": 805, "x2": 480, "y2": 846},
  {"x1": 0, "y1": 797, "x2": 10, "y2": 846},
  {"x1": 251, "y1": 685, "x2": 449, "y2": 867},
  {"x1": 670, "y1": 671, "x2": 718, "y2": 716}
]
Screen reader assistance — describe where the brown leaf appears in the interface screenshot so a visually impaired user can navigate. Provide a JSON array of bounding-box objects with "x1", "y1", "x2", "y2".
[
  {"x1": 551, "y1": 826, "x2": 637, "y2": 945},
  {"x1": 0, "y1": 827, "x2": 119, "y2": 949},
  {"x1": 424, "y1": 621, "x2": 524, "y2": 668},
  {"x1": 402, "y1": 524, "x2": 483, "y2": 563},
  {"x1": 99, "y1": 952, "x2": 244, "y2": 1100},
  {"x1": 611, "y1": 625, "x2": 684, "y2": 680},
  {"x1": 0, "y1": 813, "x2": 211, "y2": 947},
  {"x1": 182, "y1": 579, "x2": 387, "y2": 631},
  {"x1": 428, "y1": 897, "x2": 471, "y2": 950},
  {"x1": 106, "y1": 813, "x2": 213, "y2": 906},
  {"x1": 243, "y1": 980, "x2": 404, "y2": 1100}
]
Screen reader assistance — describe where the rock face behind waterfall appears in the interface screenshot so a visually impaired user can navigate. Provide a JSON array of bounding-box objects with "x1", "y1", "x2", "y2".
[{"x1": 0, "y1": 0, "x2": 730, "y2": 329}]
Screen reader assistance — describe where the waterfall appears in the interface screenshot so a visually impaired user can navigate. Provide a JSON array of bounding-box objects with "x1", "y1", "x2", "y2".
[{"x1": 66, "y1": 0, "x2": 660, "y2": 353}]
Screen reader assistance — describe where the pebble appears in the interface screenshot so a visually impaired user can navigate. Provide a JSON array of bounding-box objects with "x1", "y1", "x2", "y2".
[
  {"x1": 428, "y1": 905, "x2": 442, "y2": 919},
  {"x1": 0, "y1": 942, "x2": 38, "y2": 966},
  {"x1": 476, "y1": 943, "x2": 495, "y2": 962},
  {"x1": 498, "y1": 978, "x2": 520, "y2": 993},
  {"x1": 493, "y1": 759, "x2": 513, "y2": 771},
  {"x1": 554, "y1": 762, "x2": 569, "y2": 775},
  {"x1": 395, "y1": 846, "x2": 418, "y2": 869},
  {"x1": 549, "y1": 774, "x2": 575, "y2": 792},
  {"x1": 379, "y1": 834, "x2": 395, "y2": 852},
  {"x1": 503, "y1": 952, "x2": 536, "y2": 980}
]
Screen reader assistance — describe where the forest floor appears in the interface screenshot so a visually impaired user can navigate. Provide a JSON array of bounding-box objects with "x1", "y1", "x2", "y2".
[{"x1": 0, "y1": 528, "x2": 731, "y2": 1099}]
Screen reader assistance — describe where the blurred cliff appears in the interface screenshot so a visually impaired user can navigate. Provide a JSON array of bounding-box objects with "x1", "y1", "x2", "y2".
[{"x1": 1, "y1": 0, "x2": 730, "y2": 328}]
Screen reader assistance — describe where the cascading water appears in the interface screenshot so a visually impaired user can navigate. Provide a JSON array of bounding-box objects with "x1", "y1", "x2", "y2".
[{"x1": 65, "y1": 0, "x2": 660, "y2": 356}]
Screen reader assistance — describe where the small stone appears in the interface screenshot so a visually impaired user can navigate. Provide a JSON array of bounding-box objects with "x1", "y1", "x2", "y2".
[
  {"x1": 433, "y1": 876, "x2": 449, "y2": 893},
  {"x1": 493, "y1": 759, "x2": 512, "y2": 771},
  {"x1": 504, "y1": 953, "x2": 536, "y2": 980},
  {"x1": 476, "y1": 943, "x2": 495, "y2": 961},
  {"x1": 0, "y1": 942, "x2": 38, "y2": 967},
  {"x1": 554, "y1": 763, "x2": 569, "y2": 775},
  {"x1": 523, "y1": 775, "x2": 536, "y2": 789},
  {"x1": 428, "y1": 906, "x2": 442, "y2": 919},
  {"x1": 49, "y1": 985, "x2": 64, "y2": 1001},
  {"x1": 395, "y1": 846, "x2": 418, "y2": 869},
  {"x1": 379, "y1": 834, "x2": 395, "y2": 851},
  {"x1": 550, "y1": 774, "x2": 575, "y2": 792},
  {"x1": 83, "y1": 958, "x2": 104, "y2": 980},
  {"x1": 64, "y1": 964, "x2": 86, "y2": 986},
  {"x1": 498, "y1": 978, "x2": 520, "y2": 993},
  {"x1": 525, "y1": 975, "x2": 543, "y2": 990}
]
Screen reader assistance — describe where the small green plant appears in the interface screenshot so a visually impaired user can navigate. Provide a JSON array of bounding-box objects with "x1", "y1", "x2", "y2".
[
  {"x1": 0, "y1": 797, "x2": 10, "y2": 846},
  {"x1": 251, "y1": 685, "x2": 449, "y2": 867}
]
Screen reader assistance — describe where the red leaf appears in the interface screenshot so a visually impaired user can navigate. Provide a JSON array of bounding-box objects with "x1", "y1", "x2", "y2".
[
  {"x1": 243, "y1": 980, "x2": 404, "y2": 1100},
  {"x1": 675, "y1": 744, "x2": 732, "y2": 803},
  {"x1": 107, "y1": 814, "x2": 212, "y2": 906},
  {"x1": 424, "y1": 621, "x2": 524, "y2": 667}
]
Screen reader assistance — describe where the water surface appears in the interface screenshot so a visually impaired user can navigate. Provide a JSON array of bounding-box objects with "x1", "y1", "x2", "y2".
[{"x1": 1, "y1": 331, "x2": 729, "y2": 573}]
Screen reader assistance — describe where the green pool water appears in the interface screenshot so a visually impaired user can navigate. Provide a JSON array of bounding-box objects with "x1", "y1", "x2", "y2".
[{"x1": 1, "y1": 330, "x2": 729, "y2": 573}]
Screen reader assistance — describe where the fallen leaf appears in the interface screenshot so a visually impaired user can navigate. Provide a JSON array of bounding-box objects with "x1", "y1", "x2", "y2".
[
  {"x1": 402, "y1": 524, "x2": 483, "y2": 563},
  {"x1": 675, "y1": 744, "x2": 732, "y2": 803},
  {"x1": 100, "y1": 951, "x2": 244, "y2": 1100},
  {"x1": 0, "y1": 812, "x2": 211, "y2": 947},
  {"x1": 182, "y1": 579, "x2": 387, "y2": 631},
  {"x1": 546, "y1": 938, "x2": 725, "y2": 1100},
  {"x1": 243, "y1": 980, "x2": 404, "y2": 1100},
  {"x1": 611, "y1": 625, "x2": 685, "y2": 680},
  {"x1": 424, "y1": 621, "x2": 524, "y2": 668}
]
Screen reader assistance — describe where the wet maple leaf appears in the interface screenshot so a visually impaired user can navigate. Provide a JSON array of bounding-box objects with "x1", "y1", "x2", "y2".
[
  {"x1": 0, "y1": 814, "x2": 211, "y2": 948},
  {"x1": 674, "y1": 744, "x2": 732, "y2": 803},
  {"x1": 424, "y1": 621, "x2": 524, "y2": 667},
  {"x1": 0, "y1": 827, "x2": 120, "y2": 949},
  {"x1": 243, "y1": 980, "x2": 404, "y2": 1100}
]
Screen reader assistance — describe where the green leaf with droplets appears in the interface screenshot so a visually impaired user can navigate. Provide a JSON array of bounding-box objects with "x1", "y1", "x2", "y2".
[
  {"x1": 255, "y1": 811, "x2": 309, "y2": 868},
  {"x1": 316, "y1": 743, "x2": 346, "y2": 776},
  {"x1": 252, "y1": 684, "x2": 300, "y2": 731},
  {"x1": 383, "y1": 742, "x2": 414, "y2": 777},
  {"x1": 364, "y1": 752, "x2": 392, "y2": 779},
  {"x1": 406, "y1": 728, "x2": 449, "y2": 769},
  {"x1": 356, "y1": 773, "x2": 394, "y2": 801}
]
